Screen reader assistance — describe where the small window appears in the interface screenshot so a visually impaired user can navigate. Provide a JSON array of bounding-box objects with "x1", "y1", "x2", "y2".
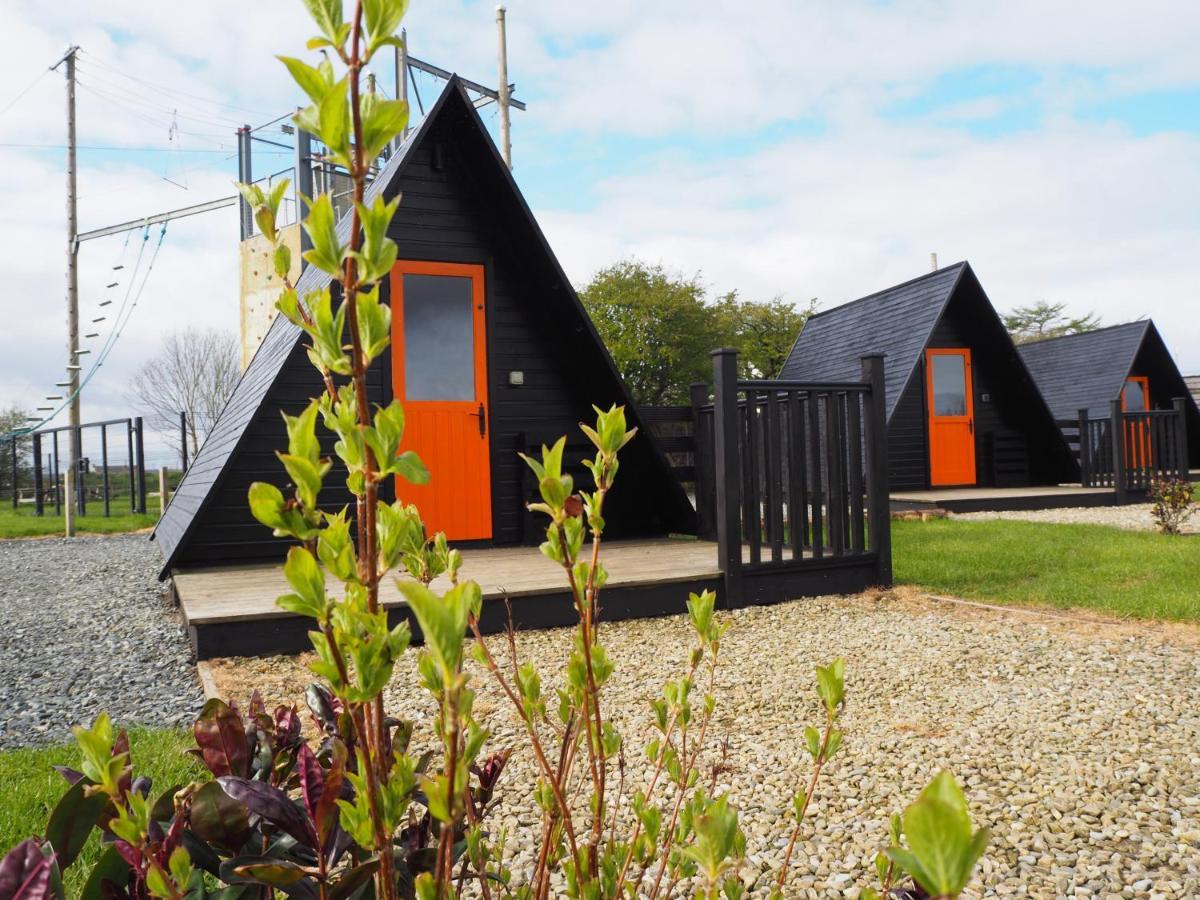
[
  {"x1": 402, "y1": 274, "x2": 475, "y2": 400},
  {"x1": 931, "y1": 353, "x2": 967, "y2": 416},
  {"x1": 1122, "y1": 378, "x2": 1147, "y2": 412}
]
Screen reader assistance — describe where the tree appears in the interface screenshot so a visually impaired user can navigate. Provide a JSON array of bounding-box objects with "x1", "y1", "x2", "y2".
[
  {"x1": 1003, "y1": 300, "x2": 1102, "y2": 344},
  {"x1": 0, "y1": 406, "x2": 32, "y2": 500},
  {"x1": 579, "y1": 259, "x2": 817, "y2": 404},
  {"x1": 715, "y1": 292, "x2": 818, "y2": 379},
  {"x1": 579, "y1": 260, "x2": 724, "y2": 405},
  {"x1": 127, "y1": 328, "x2": 239, "y2": 457}
]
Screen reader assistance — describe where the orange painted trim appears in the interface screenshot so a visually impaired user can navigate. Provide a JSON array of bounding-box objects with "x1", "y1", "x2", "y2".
[
  {"x1": 924, "y1": 348, "x2": 976, "y2": 423},
  {"x1": 925, "y1": 347, "x2": 977, "y2": 486},
  {"x1": 389, "y1": 260, "x2": 489, "y2": 408},
  {"x1": 1121, "y1": 375, "x2": 1151, "y2": 411}
]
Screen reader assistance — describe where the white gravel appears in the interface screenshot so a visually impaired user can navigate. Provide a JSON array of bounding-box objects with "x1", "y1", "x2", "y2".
[
  {"x1": 210, "y1": 589, "x2": 1200, "y2": 898},
  {"x1": 953, "y1": 502, "x2": 1196, "y2": 533},
  {"x1": 0, "y1": 534, "x2": 204, "y2": 748}
]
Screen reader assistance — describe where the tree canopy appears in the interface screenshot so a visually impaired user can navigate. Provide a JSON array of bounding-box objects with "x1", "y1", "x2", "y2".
[
  {"x1": 1003, "y1": 301, "x2": 1102, "y2": 345},
  {"x1": 578, "y1": 259, "x2": 815, "y2": 405}
]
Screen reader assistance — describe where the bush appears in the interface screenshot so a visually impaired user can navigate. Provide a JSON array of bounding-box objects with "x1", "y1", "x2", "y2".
[{"x1": 1149, "y1": 478, "x2": 1196, "y2": 535}]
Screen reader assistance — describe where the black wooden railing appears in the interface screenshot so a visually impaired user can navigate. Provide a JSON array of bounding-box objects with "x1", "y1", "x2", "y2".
[
  {"x1": 709, "y1": 349, "x2": 891, "y2": 605},
  {"x1": 1061, "y1": 398, "x2": 1189, "y2": 501}
]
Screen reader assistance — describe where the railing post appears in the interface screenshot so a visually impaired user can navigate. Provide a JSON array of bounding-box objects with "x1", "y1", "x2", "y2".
[
  {"x1": 1172, "y1": 398, "x2": 1189, "y2": 479},
  {"x1": 180, "y1": 410, "x2": 189, "y2": 472},
  {"x1": 860, "y1": 354, "x2": 892, "y2": 587},
  {"x1": 1110, "y1": 399, "x2": 1127, "y2": 504},
  {"x1": 1077, "y1": 408, "x2": 1090, "y2": 486},
  {"x1": 32, "y1": 433, "x2": 43, "y2": 516},
  {"x1": 9, "y1": 437, "x2": 16, "y2": 509},
  {"x1": 711, "y1": 349, "x2": 743, "y2": 608},
  {"x1": 74, "y1": 425, "x2": 86, "y2": 517},
  {"x1": 689, "y1": 381, "x2": 716, "y2": 541},
  {"x1": 158, "y1": 466, "x2": 170, "y2": 518},
  {"x1": 134, "y1": 416, "x2": 147, "y2": 514}
]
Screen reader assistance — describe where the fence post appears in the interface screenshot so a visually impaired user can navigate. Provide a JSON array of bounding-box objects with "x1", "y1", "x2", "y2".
[
  {"x1": 158, "y1": 466, "x2": 170, "y2": 518},
  {"x1": 689, "y1": 381, "x2": 716, "y2": 540},
  {"x1": 1172, "y1": 398, "x2": 1189, "y2": 479},
  {"x1": 711, "y1": 349, "x2": 743, "y2": 608},
  {"x1": 134, "y1": 417, "x2": 147, "y2": 514},
  {"x1": 9, "y1": 438, "x2": 16, "y2": 509},
  {"x1": 180, "y1": 411, "x2": 188, "y2": 471},
  {"x1": 860, "y1": 354, "x2": 892, "y2": 587},
  {"x1": 1110, "y1": 399, "x2": 1127, "y2": 504},
  {"x1": 32, "y1": 433, "x2": 43, "y2": 516},
  {"x1": 100, "y1": 424, "x2": 110, "y2": 518},
  {"x1": 126, "y1": 420, "x2": 136, "y2": 513},
  {"x1": 75, "y1": 425, "x2": 86, "y2": 517},
  {"x1": 1077, "y1": 408, "x2": 1090, "y2": 487}
]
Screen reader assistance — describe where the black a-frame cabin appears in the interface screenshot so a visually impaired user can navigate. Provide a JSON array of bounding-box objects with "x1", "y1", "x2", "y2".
[
  {"x1": 780, "y1": 262, "x2": 1076, "y2": 491},
  {"x1": 1019, "y1": 320, "x2": 1200, "y2": 468},
  {"x1": 153, "y1": 79, "x2": 695, "y2": 576}
]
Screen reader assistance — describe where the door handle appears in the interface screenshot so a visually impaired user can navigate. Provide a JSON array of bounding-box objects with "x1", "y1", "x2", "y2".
[{"x1": 469, "y1": 403, "x2": 487, "y2": 437}]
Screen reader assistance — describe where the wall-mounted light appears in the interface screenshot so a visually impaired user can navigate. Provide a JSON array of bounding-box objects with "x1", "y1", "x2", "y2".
[{"x1": 508, "y1": 370, "x2": 524, "y2": 386}]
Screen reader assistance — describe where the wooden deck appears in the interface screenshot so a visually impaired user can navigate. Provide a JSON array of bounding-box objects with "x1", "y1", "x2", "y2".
[
  {"x1": 171, "y1": 537, "x2": 882, "y2": 659},
  {"x1": 890, "y1": 484, "x2": 1119, "y2": 513}
]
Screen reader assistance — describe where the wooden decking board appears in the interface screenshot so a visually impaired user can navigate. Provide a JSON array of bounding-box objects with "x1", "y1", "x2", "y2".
[
  {"x1": 890, "y1": 485, "x2": 1113, "y2": 503},
  {"x1": 174, "y1": 538, "x2": 725, "y2": 626}
]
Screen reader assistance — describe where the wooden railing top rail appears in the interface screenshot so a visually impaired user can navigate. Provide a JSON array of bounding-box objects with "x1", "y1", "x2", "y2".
[{"x1": 736, "y1": 379, "x2": 872, "y2": 393}]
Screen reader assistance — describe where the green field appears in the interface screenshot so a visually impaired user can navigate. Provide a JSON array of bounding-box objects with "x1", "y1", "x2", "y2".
[
  {"x1": 0, "y1": 501, "x2": 161, "y2": 538},
  {"x1": 893, "y1": 516, "x2": 1200, "y2": 621},
  {"x1": 0, "y1": 729, "x2": 203, "y2": 893}
]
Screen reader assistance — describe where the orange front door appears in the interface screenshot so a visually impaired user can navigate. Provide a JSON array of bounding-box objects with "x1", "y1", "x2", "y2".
[
  {"x1": 926, "y1": 348, "x2": 977, "y2": 486},
  {"x1": 1122, "y1": 375, "x2": 1152, "y2": 468},
  {"x1": 390, "y1": 260, "x2": 492, "y2": 540}
]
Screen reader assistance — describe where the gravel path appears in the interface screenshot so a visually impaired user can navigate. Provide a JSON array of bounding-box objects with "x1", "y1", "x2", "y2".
[
  {"x1": 954, "y1": 502, "x2": 1197, "y2": 533},
  {"x1": 209, "y1": 589, "x2": 1200, "y2": 898},
  {"x1": 0, "y1": 535, "x2": 204, "y2": 748}
]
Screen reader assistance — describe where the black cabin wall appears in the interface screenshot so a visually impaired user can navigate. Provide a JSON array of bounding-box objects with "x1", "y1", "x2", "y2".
[
  {"x1": 1129, "y1": 341, "x2": 1200, "y2": 468},
  {"x1": 882, "y1": 283, "x2": 1071, "y2": 492},
  {"x1": 173, "y1": 112, "x2": 682, "y2": 567}
]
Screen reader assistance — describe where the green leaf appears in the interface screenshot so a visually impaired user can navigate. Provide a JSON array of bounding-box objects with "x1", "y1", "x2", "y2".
[
  {"x1": 273, "y1": 243, "x2": 292, "y2": 281},
  {"x1": 46, "y1": 778, "x2": 107, "y2": 869},
  {"x1": 887, "y1": 770, "x2": 989, "y2": 897},
  {"x1": 80, "y1": 843, "x2": 130, "y2": 900},
  {"x1": 354, "y1": 286, "x2": 391, "y2": 362},
  {"x1": 803, "y1": 725, "x2": 820, "y2": 759},
  {"x1": 363, "y1": 0, "x2": 410, "y2": 57},
  {"x1": 318, "y1": 78, "x2": 351, "y2": 163},
  {"x1": 280, "y1": 547, "x2": 327, "y2": 620},
  {"x1": 358, "y1": 92, "x2": 409, "y2": 163},
  {"x1": 277, "y1": 55, "x2": 331, "y2": 105},
  {"x1": 815, "y1": 657, "x2": 845, "y2": 715},
  {"x1": 300, "y1": 0, "x2": 346, "y2": 50},
  {"x1": 301, "y1": 194, "x2": 345, "y2": 276},
  {"x1": 396, "y1": 580, "x2": 468, "y2": 675}
]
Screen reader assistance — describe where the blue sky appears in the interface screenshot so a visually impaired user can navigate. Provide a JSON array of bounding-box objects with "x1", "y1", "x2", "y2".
[{"x1": 1, "y1": 0, "x2": 1198, "y2": 458}]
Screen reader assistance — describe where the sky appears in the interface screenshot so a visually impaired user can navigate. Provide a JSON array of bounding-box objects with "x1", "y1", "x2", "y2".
[{"x1": 0, "y1": 0, "x2": 1198, "y2": 463}]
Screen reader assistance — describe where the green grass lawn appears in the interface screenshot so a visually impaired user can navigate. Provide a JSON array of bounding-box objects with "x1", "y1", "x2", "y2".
[
  {"x1": 0, "y1": 729, "x2": 203, "y2": 893},
  {"x1": 0, "y1": 499, "x2": 161, "y2": 538},
  {"x1": 893, "y1": 517, "x2": 1200, "y2": 621}
]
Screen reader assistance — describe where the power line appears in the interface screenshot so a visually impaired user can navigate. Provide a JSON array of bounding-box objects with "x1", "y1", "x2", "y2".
[
  {"x1": 0, "y1": 141, "x2": 272, "y2": 153},
  {"x1": 0, "y1": 67, "x2": 51, "y2": 117},
  {"x1": 75, "y1": 65, "x2": 243, "y2": 130},
  {"x1": 79, "y1": 50, "x2": 274, "y2": 118}
]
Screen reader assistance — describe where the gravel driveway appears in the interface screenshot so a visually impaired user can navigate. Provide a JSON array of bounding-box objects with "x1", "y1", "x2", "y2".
[
  {"x1": 0, "y1": 534, "x2": 203, "y2": 748},
  {"x1": 208, "y1": 589, "x2": 1200, "y2": 898},
  {"x1": 954, "y1": 502, "x2": 1196, "y2": 533}
]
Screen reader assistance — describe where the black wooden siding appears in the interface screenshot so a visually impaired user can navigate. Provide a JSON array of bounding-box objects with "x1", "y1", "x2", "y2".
[{"x1": 157, "y1": 80, "x2": 693, "y2": 572}]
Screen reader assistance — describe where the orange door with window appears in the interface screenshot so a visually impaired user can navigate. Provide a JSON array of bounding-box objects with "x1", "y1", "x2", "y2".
[
  {"x1": 926, "y1": 348, "x2": 977, "y2": 486},
  {"x1": 390, "y1": 260, "x2": 492, "y2": 540},
  {"x1": 1122, "y1": 375, "x2": 1152, "y2": 469}
]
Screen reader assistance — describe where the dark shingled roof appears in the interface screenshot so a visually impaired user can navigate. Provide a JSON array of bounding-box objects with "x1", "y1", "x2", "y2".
[
  {"x1": 779, "y1": 262, "x2": 968, "y2": 420},
  {"x1": 1016, "y1": 321, "x2": 1151, "y2": 420}
]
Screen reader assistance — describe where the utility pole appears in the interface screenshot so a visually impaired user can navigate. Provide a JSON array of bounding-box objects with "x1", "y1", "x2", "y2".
[
  {"x1": 395, "y1": 29, "x2": 409, "y2": 144},
  {"x1": 54, "y1": 45, "x2": 81, "y2": 537},
  {"x1": 496, "y1": 6, "x2": 512, "y2": 168}
]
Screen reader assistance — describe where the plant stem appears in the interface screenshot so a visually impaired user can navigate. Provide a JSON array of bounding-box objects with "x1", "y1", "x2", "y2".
[{"x1": 776, "y1": 707, "x2": 834, "y2": 891}]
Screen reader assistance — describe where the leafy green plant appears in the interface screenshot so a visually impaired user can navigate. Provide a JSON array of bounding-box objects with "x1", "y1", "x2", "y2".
[{"x1": 1149, "y1": 477, "x2": 1195, "y2": 535}]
